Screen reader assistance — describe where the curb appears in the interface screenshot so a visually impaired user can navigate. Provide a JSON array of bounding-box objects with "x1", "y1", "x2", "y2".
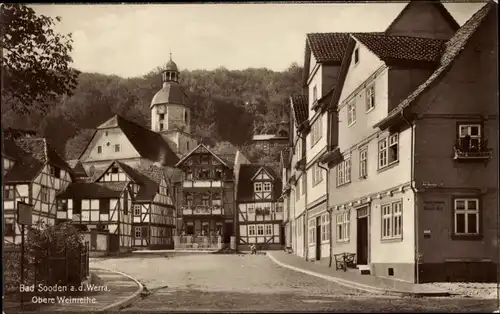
[
  {"x1": 92, "y1": 267, "x2": 145, "y2": 312},
  {"x1": 266, "y1": 253, "x2": 450, "y2": 298}
]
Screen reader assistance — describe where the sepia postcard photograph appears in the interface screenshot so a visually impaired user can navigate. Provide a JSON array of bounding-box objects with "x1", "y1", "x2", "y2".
[{"x1": 1, "y1": 0, "x2": 499, "y2": 313}]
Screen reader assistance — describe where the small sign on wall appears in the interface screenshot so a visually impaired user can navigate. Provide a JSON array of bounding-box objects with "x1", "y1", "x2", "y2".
[{"x1": 423, "y1": 200, "x2": 445, "y2": 211}]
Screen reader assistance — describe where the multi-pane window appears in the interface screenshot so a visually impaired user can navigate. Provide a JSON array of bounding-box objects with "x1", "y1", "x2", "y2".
[
  {"x1": 347, "y1": 101, "x2": 356, "y2": 126},
  {"x1": 97, "y1": 146, "x2": 102, "y2": 154},
  {"x1": 257, "y1": 225, "x2": 264, "y2": 236},
  {"x1": 263, "y1": 182, "x2": 272, "y2": 192},
  {"x1": 458, "y1": 124, "x2": 482, "y2": 151},
  {"x1": 254, "y1": 182, "x2": 263, "y2": 193},
  {"x1": 321, "y1": 213, "x2": 330, "y2": 242},
  {"x1": 308, "y1": 219, "x2": 316, "y2": 244},
  {"x1": 336, "y1": 157, "x2": 351, "y2": 186},
  {"x1": 454, "y1": 198, "x2": 479, "y2": 235},
  {"x1": 382, "y1": 201, "x2": 403, "y2": 239},
  {"x1": 359, "y1": 148, "x2": 368, "y2": 178},
  {"x1": 336, "y1": 211, "x2": 350, "y2": 241},
  {"x1": 312, "y1": 163, "x2": 323, "y2": 186},
  {"x1": 366, "y1": 84, "x2": 375, "y2": 111},
  {"x1": 310, "y1": 117, "x2": 323, "y2": 146},
  {"x1": 248, "y1": 225, "x2": 256, "y2": 236},
  {"x1": 134, "y1": 227, "x2": 141, "y2": 238},
  {"x1": 378, "y1": 134, "x2": 399, "y2": 169},
  {"x1": 114, "y1": 144, "x2": 120, "y2": 152},
  {"x1": 134, "y1": 204, "x2": 142, "y2": 216},
  {"x1": 265, "y1": 224, "x2": 273, "y2": 236},
  {"x1": 4, "y1": 185, "x2": 15, "y2": 199},
  {"x1": 41, "y1": 187, "x2": 49, "y2": 203}
]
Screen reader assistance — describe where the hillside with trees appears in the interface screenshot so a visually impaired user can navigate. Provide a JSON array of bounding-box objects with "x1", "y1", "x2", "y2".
[{"x1": 1, "y1": 4, "x2": 301, "y2": 170}]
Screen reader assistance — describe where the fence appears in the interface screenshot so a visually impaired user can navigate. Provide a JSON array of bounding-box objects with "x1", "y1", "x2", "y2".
[
  {"x1": 173, "y1": 236, "x2": 222, "y2": 250},
  {"x1": 4, "y1": 241, "x2": 90, "y2": 296}
]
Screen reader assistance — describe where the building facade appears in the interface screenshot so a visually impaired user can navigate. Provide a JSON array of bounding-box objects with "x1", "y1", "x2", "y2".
[{"x1": 236, "y1": 164, "x2": 284, "y2": 250}]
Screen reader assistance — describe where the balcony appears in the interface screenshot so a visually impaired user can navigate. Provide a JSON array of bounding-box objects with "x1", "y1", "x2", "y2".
[
  {"x1": 183, "y1": 180, "x2": 222, "y2": 188},
  {"x1": 181, "y1": 205, "x2": 224, "y2": 216},
  {"x1": 453, "y1": 139, "x2": 492, "y2": 161}
]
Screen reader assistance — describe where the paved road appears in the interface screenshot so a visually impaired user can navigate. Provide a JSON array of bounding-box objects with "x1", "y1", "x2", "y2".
[{"x1": 91, "y1": 253, "x2": 497, "y2": 312}]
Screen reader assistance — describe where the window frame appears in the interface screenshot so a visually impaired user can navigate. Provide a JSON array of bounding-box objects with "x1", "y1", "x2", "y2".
[
  {"x1": 381, "y1": 200, "x2": 403, "y2": 241},
  {"x1": 320, "y1": 213, "x2": 330, "y2": 242},
  {"x1": 263, "y1": 182, "x2": 272, "y2": 192},
  {"x1": 254, "y1": 182, "x2": 263, "y2": 193},
  {"x1": 4, "y1": 185, "x2": 15, "y2": 200},
  {"x1": 353, "y1": 47, "x2": 359, "y2": 65},
  {"x1": 378, "y1": 134, "x2": 399, "y2": 169},
  {"x1": 347, "y1": 101, "x2": 356, "y2": 126},
  {"x1": 257, "y1": 224, "x2": 264, "y2": 236},
  {"x1": 336, "y1": 157, "x2": 351, "y2": 186},
  {"x1": 457, "y1": 123, "x2": 482, "y2": 150},
  {"x1": 453, "y1": 197, "x2": 480, "y2": 236},
  {"x1": 114, "y1": 144, "x2": 120, "y2": 152},
  {"x1": 248, "y1": 225, "x2": 256, "y2": 236},
  {"x1": 308, "y1": 219, "x2": 316, "y2": 245},
  {"x1": 97, "y1": 145, "x2": 102, "y2": 154},
  {"x1": 336, "y1": 211, "x2": 350, "y2": 242},
  {"x1": 366, "y1": 84, "x2": 375, "y2": 112},
  {"x1": 134, "y1": 204, "x2": 142, "y2": 216},
  {"x1": 359, "y1": 148, "x2": 368, "y2": 178},
  {"x1": 134, "y1": 227, "x2": 141, "y2": 239},
  {"x1": 265, "y1": 224, "x2": 273, "y2": 236}
]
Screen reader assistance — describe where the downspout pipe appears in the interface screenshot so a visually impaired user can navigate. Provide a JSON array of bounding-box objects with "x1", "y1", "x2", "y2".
[
  {"x1": 401, "y1": 111, "x2": 419, "y2": 284},
  {"x1": 296, "y1": 128, "x2": 308, "y2": 261},
  {"x1": 317, "y1": 162, "x2": 331, "y2": 267}
]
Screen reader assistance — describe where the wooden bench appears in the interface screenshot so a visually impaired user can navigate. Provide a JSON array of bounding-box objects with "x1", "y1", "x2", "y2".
[
  {"x1": 284, "y1": 246, "x2": 293, "y2": 254},
  {"x1": 334, "y1": 253, "x2": 356, "y2": 271}
]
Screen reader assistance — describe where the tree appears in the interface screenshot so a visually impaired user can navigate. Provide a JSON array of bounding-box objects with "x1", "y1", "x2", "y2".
[{"x1": 1, "y1": 4, "x2": 80, "y2": 114}]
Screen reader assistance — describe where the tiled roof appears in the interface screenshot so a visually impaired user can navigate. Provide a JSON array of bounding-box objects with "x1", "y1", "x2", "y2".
[
  {"x1": 92, "y1": 115, "x2": 179, "y2": 166},
  {"x1": 209, "y1": 142, "x2": 240, "y2": 168},
  {"x1": 2, "y1": 138, "x2": 28, "y2": 160},
  {"x1": 352, "y1": 33, "x2": 447, "y2": 64},
  {"x1": 4, "y1": 156, "x2": 44, "y2": 183},
  {"x1": 290, "y1": 95, "x2": 308, "y2": 126},
  {"x1": 15, "y1": 138, "x2": 73, "y2": 173},
  {"x1": 307, "y1": 33, "x2": 351, "y2": 63},
  {"x1": 375, "y1": 2, "x2": 494, "y2": 128},
  {"x1": 57, "y1": 182, "x2": 127, "y2": 199},
  {"x1": 236, "y1": 164, "x2": 282, "y2": 202}
]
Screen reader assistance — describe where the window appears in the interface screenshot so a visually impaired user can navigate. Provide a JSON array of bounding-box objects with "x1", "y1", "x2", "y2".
[
  {"x1": 134, "y1": 227, "x2": 141, "y2": 238},
  {"x1": 336, "y1": 211, "x2": 350, "y2": 241},
  {"x1": 382, "y1": 201, "x2": 403, "y2": 239},
  {"x1": 184, "y1": 110, "x2": 188, "y2": 122},
  {"x1": 296, "y1": 139, "x2": 302, "y2": 160},
  {"x1": 201, "y1": 195, "x2": 210, "y2": 206},
  {"x1": 100, "y1": 199, "x2": 110, "y2": 214},
  {"x1": 4, "y1": 185, "x2": 15, "y2": 199},
  {"x1": 312, "y1": 163, "x2": 323, "y2": 186},
  {"x1": 254, "y1": 182, "x2": 263, "y2": 193},
  {"x1": 134, "y1": 204, "x2": 142, "y2": 216},
  {"x1": 378, "y1": 134, "x2": 399, "y2": 169},
  {"x1": 301, "y1": 175, "x2": 306, "y2": 195},
  {"x1": 454, "y1": 198, "x2": 479, "y2": 235},
  {"x1": 41, "y1": 187, "x2": 49, "y2": 203},
  {"x1": 354, "y1": 47, "x2": 359, "y2": 65},
  {"x1": 310, "y1": 117, "x2": 323, "y2": 146},
  {"x1": 265, "y1": 224, "x2": 273, "y2": 236},
  {"x1": 248, "y1": 225, "x2": 256, "y2": 236},
  {"x1": 257, "y1": 225, "x2": 264, "y2": 236},
  {"x1": 5, "y1": 222, "x2": 15, "y2": 236},
  {"x1": 347, "y1": 101, "x2": 356, "y2": 126},
  {"x1": 97, "y1": 146, "x2": 102, "y2": 154},
  {"x1": 458, "y1": 124, "x2": 482, "y2": 151},
  {"x1": 159, "y1": 123, "x2": 164, "y2": 131},
  {"x1": 359, "y1": 149, "x2": 368, "y2": 178},
  {"x1": 308, "y1": 219, "x2": 316, "y2": 244},
  {"x1": 366, "y1": 84, "x2": 375, "y2": 111},
  {"x1": 313, "y1": 85, "x2": 318, "y2": 103},
  {"x1": 336, "y1": 157, "x2": 351, "y2": 186},
  {"x1": 263, "y1": 182, "x2": 272, "y2": 192},
  {"x1": 159, "y1": 113, "x2": 165, "y2": 120},
  {"x1": 114, "y1": 144, "x2": 120, "y2": 152},
  {"x1": 295, "y1": 184, "x2": 300, "y2": 200},
  {"x1": 321, "y1": 213, "x2": 330, "y2": 242}
]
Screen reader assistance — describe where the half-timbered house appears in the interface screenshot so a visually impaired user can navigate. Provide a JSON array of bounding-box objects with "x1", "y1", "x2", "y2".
[
  {"x1": 3, "y1": 138, "x2": 74, "y2": 244},
  {"x1": 56, "y1": 161, "x2": 176, "y2": 251},
  {"x1": 236, "y1": 164, "x2": 284, "y2": 250},
  {"x1": 174, "y1": 143, "x2": 249, "y2": 245}
]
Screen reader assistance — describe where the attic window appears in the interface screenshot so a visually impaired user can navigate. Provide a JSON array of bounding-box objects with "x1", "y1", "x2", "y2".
[
  {"x1": 97, "y1": 146, "x2": 102, "y2": 154},
  {"x1": 111, "y1": 166, "x2": 119, "y2": 174},
  {"x1": 114, "y1": 144, "x2": 120, "y2": 152},
  {"x1": 354, "y1": 48, "x2": 359, "y2": 65}
]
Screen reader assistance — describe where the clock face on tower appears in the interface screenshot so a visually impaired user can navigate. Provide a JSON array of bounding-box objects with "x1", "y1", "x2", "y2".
[{"x1": 157, "y1": 105, "x2": 165, "y2": 114}]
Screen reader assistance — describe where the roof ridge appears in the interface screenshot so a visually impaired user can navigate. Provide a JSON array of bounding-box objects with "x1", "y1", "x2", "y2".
[{"x1": 352, "y1": 33, "x2": 448, "y2": 41}]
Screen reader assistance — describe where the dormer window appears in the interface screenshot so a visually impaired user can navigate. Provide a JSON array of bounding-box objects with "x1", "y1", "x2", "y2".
[
  {"x1": 159, "y1": 113, "x2": 165, "y2": 121},
  {"x1": 111, "y1": 166, "x2": 119, "y2": 174},
  {"x1": 263, "y1": 182, "x2": 272, "y2": 192}
]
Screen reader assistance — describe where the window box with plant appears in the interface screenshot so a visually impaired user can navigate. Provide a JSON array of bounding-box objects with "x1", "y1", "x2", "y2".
[{"x1": 453, "y1": 124, "x2": 492, "y2": 161}]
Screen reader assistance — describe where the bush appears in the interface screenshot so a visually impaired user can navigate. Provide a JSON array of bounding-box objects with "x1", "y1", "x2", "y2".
[{"x1": 4, "y1": 222, "x2": 88, "y2": 294}]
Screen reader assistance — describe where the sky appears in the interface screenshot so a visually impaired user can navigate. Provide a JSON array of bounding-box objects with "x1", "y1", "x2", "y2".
[{"x1": 31, "y1": 2, "x2": 487, "y2": 78}]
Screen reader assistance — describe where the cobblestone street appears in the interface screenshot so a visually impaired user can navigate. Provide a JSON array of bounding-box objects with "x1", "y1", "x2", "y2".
[{"x1": 91, "y1": 254, "x2": 497, "y2": 312}]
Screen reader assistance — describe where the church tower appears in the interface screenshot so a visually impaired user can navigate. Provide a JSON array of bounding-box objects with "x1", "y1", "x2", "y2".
[{"x1": 150, "y1": 54, "x2": 197, "y2": 156}]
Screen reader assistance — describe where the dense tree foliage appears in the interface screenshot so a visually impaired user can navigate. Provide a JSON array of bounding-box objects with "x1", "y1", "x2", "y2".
[
  {"x1": 1, "y1": 4, "x2": 79, "y2": 114},
  {"x1": 3, "y1": 65, "x2": 302, "y2": 161}
]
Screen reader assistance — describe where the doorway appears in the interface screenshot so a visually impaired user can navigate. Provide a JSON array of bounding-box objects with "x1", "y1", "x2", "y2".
[
  {"x1": 356, "y1": 207, "x2": 369, "y2": 265},
  {"x1": 223, "y1": 222, "x2": 233, "y2": 243},
  {"x1": 315, "y1": 216, "x2": 321, "y2": 260}
]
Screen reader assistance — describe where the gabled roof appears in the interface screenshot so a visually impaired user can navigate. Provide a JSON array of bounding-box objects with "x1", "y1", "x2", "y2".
[
  {"x1": 374, "y1": 2, "x2": 495, "y2": 129},
  {"x1": 80, "y1": 115, "x2": 179, "y2": 166},
  {"x1": 2, "y1": 138, "x2": 29, "y2": 160},
  {"x1": 385, "y1": 1, "x2": 460, "y2": 35},
  {"x1": 306, "y1": 33, "x2": 351, "y2": 63},
  {"x1": 290, "y1": 95, "x2": 309, "y2": 127},
  {"x1": 4, "y1": 156, "x2": 44, "y2": 184},
  {"x1": 67, "y1": 159, "x2": 87, "y2": 178},
  {"x1": 210, "y1": 142, "x2": 241, "y2": 168},
  {"x1": 15, "y1": 138, "x2": 73, "y2": 173},
  {"x1": 236, "y1": 164, "x2": 282, "y2": 202},
  {"x1": 352, "y1": 33, "x2": 447, "y2": 65},
  {"x1": 176, "y1": 143, "x2": 231, "y2": 168},
  {"x1": 57, "y1": 182, "x2": 127, "y2": 199},
  {"x1": 250, "y1": 166, "x2": 275, "y2": 181}
]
